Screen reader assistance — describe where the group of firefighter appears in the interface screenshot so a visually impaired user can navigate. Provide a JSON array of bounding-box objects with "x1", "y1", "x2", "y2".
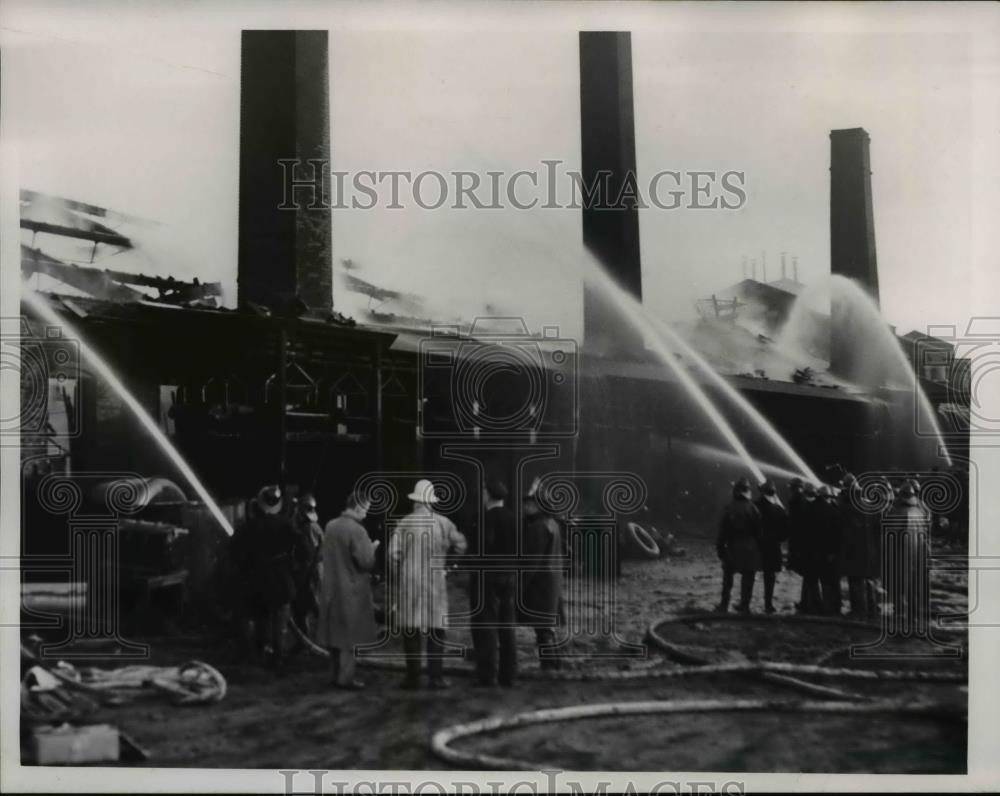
[
  {"x1": 716, "y1": 472, "x2": 938, "y2": 621},
  {"x1": 230, "y1": 476, "x2": 563, "y2": 691},
  {"x1": 230, "y1": 467, "x2": 943, "y2": 690}
]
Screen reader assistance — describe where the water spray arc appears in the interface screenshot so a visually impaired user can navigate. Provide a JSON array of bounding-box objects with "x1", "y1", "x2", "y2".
[
  {"x1": 829, "y1": 275, "x2": 953, "y2": 467},
  {"x1": 21, "y1": 287, "x2": 235, "y2": 537},
  {"x1": 581, "y1": 256, "x2": 766, "y2": 484},
  {"x1": 651, "y1": 317, "x2": 820, "y2": 483}
]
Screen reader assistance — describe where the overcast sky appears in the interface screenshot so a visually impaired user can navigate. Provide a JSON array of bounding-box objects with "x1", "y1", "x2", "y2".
[{"x1": 4, "y1": 1, "x2": 998, "y2": 340}]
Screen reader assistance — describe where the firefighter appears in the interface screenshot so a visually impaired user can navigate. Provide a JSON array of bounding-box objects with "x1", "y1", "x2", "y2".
[
  {"x1": 520, "y1": 480, "x2": 566, "y2": 672},
  {"x1": 291, "y1": 493, "x2": 324, "y2": 642},
  {"x1": 786, "y1": 478, "x2": 805, "y2": 580},
  {"x1": 715, "y1": 477, "x2": 763, "y2": 613},
  {"x1": 755, "y1": 480, "x2": 789, "y2": 614},
  {"x1": 469, "y1": 478, "x2": 518, "y2": 687},
  {"x1": 816, "y1": 484, "x2": 844, "y2": 616},
  {"x1": 838, "y1": 474, "x2": 877, "y2": 619},
  {"x1": 388, "y1": 479, "x2": 468, "y2": 690},
  {"x1": 241, "y1": 485, "x2": 299, "y2": 673},
  {"x1": 794, "y1": 481, "x2": 823, "y2": 614}
]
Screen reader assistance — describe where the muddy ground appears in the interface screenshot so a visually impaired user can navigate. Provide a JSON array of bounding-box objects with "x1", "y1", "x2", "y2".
[{"x1": 24, "y1": 534, "x2": 967, "y2": 773}]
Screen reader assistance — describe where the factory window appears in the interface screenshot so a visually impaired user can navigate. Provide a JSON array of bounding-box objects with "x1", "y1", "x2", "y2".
[
  {"x1": 924, "y1": 365, "x2": 948, "y2": 383},
  {"x1": 920, "y1": 348, "x2": 950, "y2": 384},
  {"x1": 159, "y1": 385, "x2": 179, "y2": 436},
  {"x1": 45, "y1": 377, "x2": 76, "y2": 463}
]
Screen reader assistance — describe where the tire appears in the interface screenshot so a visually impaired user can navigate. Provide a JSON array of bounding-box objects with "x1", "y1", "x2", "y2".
[{"x1": 623, "y1": 522, "x2": 660, "y2": 560}]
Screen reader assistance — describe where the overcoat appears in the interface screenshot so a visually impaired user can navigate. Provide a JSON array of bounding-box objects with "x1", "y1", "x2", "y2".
[
  {"x1": 786, "y1": 494, "x2": 807, "y2": 575},
  {"x1": 716, "y1": 496, "x2": 763, "y2": 572},
  {"x1": 239, "y1": 513, "x2": 298, "y2": 610},
  {"x1": 839, "y1": 489, "x2": 880, "y2": 579},
  {"x1": 755, "y1": 496, "x2": 789, "y2": 574},
  {"x1": 518, "y1": 506, "x2": 564, "y2": 625},
  {"x1": 316, "y1": 514, "x2": 378, "y2": 648},
  {"x1": 388, "y1": 509, "x2": 467, "y2": 631}
]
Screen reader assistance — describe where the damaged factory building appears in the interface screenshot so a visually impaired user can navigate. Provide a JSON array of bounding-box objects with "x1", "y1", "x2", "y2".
[
  {"x1": 13, "y1": 21, "x2": 975, "y2": 775},
  {"x1": 19, "y1": 30, "x2": 970, "y2": 636}
]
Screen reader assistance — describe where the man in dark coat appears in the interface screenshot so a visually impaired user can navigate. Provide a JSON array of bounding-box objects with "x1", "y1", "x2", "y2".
[
  {"x1": 469, "y1": 478, "x2": 518, "y2": 687},
  {"x1": 785, "y1": 477, "x2": 804, "y2": 575},
  {"x1": 793, "y1": 481, "x2": 823, "y2": 614},
  {"x1": 838, "y1": 474, "x2": 878, "y2": 619},
  {"x1": 520, "y1": 483, "x2": 565, "y2": 671},
  {"x1": 229, "y1": 497, "x2": 258, "y2": 656},
  {"x1": 816, "y1": 484, "x2": 844, "y2": 616},
  {"x1": 755, "y1": 480, "x2": 789, "y2": 614},
  {"x1": 716, "y1": 477, "x2": 763, "y2": 613},
  {"x1": 241, "y1": 485, "x2": 299, "y2": 673}
]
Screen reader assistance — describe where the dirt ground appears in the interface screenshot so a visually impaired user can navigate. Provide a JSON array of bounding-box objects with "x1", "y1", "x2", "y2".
[{"x1": 24, "y1": 534, "x2": 968, "y2": 773}]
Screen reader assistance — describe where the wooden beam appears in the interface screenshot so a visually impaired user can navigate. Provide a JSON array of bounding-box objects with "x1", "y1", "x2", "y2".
[
  {"x1": 21, "y1": 246, "x2": 145, "y2": 302},
  {"x1": 21, "y1": 218, "x2": 133, "y2": 249}
]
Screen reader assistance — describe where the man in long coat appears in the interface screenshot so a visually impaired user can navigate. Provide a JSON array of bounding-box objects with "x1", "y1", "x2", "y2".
[
  {"x1": 755, "y1": 480, "x2": 789, "y2": 614},
  {"x1": 520, "y1": 483, "x2": 565, "y2": 670},
  {"x1": 317, "y1": 492, "x2": 379, "y2": 689},
  {"x1": 716, "y1": 477, "x2": 763, "y2": 613},
  {"x1": 388, "y1": 479, "x2": 467, "y2": 690}
]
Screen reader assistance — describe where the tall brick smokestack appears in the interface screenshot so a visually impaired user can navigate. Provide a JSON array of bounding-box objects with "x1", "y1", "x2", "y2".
[
  {"x1": 579, "y1": 31, "x2": 644, "y2": 357},
  {"x1": 238, "y1": 31, "x2": 333, "y2": 313},
  {"x1": 830, "y1": 127, "x2": 879, "y2": 378}
]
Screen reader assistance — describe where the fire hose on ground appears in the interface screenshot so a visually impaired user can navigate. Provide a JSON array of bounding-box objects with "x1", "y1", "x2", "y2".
[
  {"x1": 429, "y1": 697, "x2": 966, "y2": 771},
  {"x1": 290, "y1": 610, "x2": 966, "y2": 768},
  {"x1": 290, "y1": 614, "x2": 966, "y2": 689}
]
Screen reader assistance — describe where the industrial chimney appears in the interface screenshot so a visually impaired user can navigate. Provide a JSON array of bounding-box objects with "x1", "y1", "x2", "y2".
[
  {"x1": 830, "y1": 127, "x2": 880, "y2": 378},
  {"x1": 830, "y1": 127, "x2": 879, "y2": 301},
  {"x1": 238, "y1": 30, "x2": 333, "y2": 314},
  {"x1": 579, "y1": 31, "x2": 643, "y2": 357}
]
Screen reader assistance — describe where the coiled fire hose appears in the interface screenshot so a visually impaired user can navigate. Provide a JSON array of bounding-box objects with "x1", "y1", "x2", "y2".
[
  {"x1": 430, "y1": 697, "x2": 966, "y2": 771},
  {"x1": 288, "y1": 611, "x2": 966, "y2": 769},
  {"x1": 296, "y1": 609, "x2": 965, "y2": 769}
]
